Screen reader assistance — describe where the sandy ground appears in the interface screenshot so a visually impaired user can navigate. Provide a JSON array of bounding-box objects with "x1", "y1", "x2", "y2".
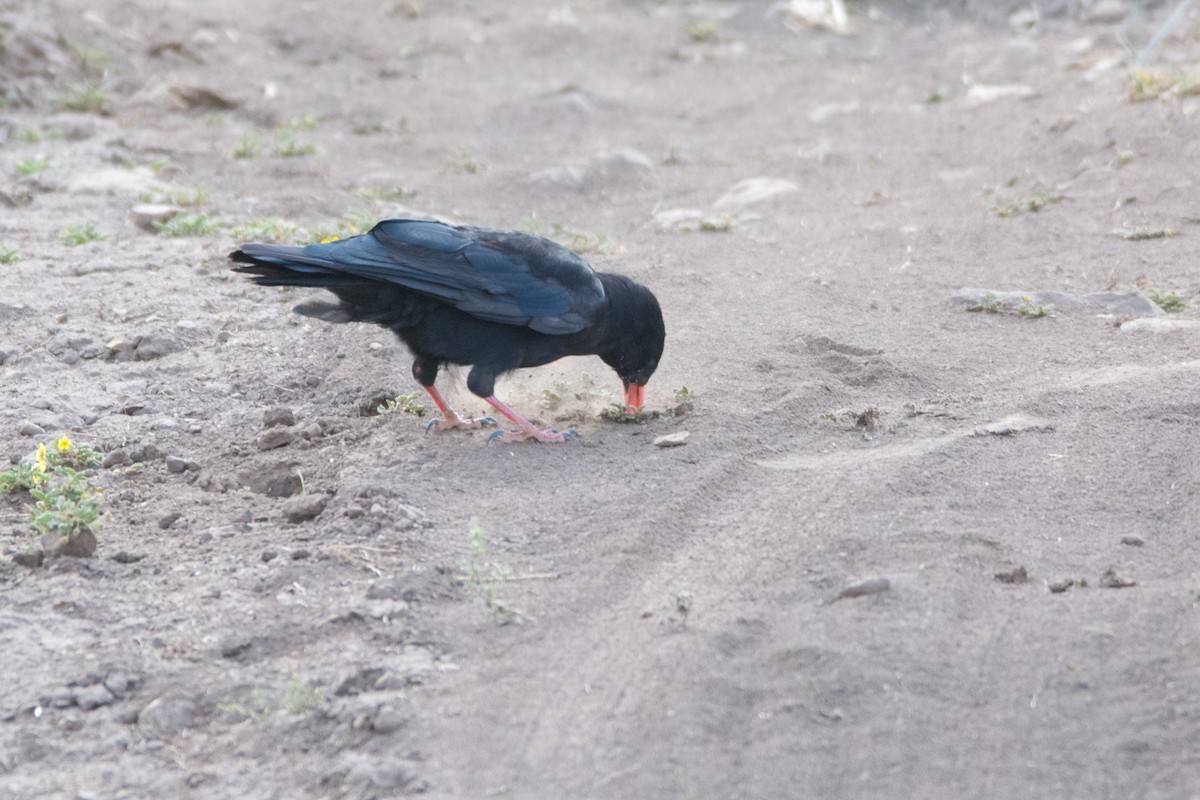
[{"x1": 3, "y1": 0, "x2": 1200, "y2": 797}]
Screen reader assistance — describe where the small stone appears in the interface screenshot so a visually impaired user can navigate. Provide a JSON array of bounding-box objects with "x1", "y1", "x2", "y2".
[
  {"x1": 262, "y1": 407, "x2": 296, "y2": 428},
  {"x1": 297, "y1": 422, "x2": 323, "y2": 440},
  {"x1": 371, "y1": 706, "x2": 406, "y2": 734},
  {"x1": 258, "y1": 428, "x2": 296, "y2": 450},
  {"x1": 291, "y1": 548, "x2": 312, "y2": 560},
  {"x1": 110, "y1": 551, "x2": 145, "y2": 564},
  {"x1": 975, "y1": 415, "x2": 1054, "y2": 436},
  {"x1": 1048, "y1": 579, "x2": 1075, "y2": 594},
  {"x1": 13, "y1": 551, "x2": 44, "y2": 568},
  {"x1": 261, "y1": 550, "x2": 278, "y2": 563},
  {"x1": 158, "y1": 511, "x2": 183, "y2": 530},
  {"x1": 129, "y1": 443, "x2": 162, "y2": 463},
  {"x1": 17, "y1": 420, "x2": 45, "y2": 436},
  {"x1": 138, "y1": 695, "x2": 198, "y2": 738},
  {"x1": 102, "y1": 449, "x2": 131, "y2": 468},
  {"x1": 831, "y1": 577, "x2": 891, "y2": 602},
  {"x1": 75, "y1": 685, "x2": 116, "y2": 711},
  {"x1": 220, "y1": 638, "x2": 252, "y2": 659},
  {"x1": 128, "y1": 203, "x2": 183, "y2": 231},
  {"x1": 713, "y1": 177, "x2": 799, "y2": 211},
  {"x1": 103, "y1": 672, "x2": 141, "y2": 698},
  {"x1": 994, "y1": 566, "x2": 1029, "y2": 584},
  {"x1": 1121, "y1": 535, "x2": 1145, "y2": 547},
  {"x1": 653, "y1": 431, "x2": 690, "y2": 448},
  {"x1": 165, "y1": 456, "x2": 195, "y2": 474},
  {"x1": 283, "y1": 494, "x2": 326, "y2": 523},
  {"x1": 1099, "y1": 568, "x2": 1136, "y2": 589},
  {"x1": 133, "y1": 332, "x2": 178, "y2": 361},
  {"x1": 57, "y1": 529, "x2": 98, "y2": 558}
]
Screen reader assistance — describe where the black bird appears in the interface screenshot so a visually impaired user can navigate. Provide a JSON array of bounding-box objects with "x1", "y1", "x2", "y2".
[{"x1": 230, "y1": 218, "x2": 665, "y2": 443}]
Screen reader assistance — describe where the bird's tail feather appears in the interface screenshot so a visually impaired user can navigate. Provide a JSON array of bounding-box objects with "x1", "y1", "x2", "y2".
[{"x1": 230, "y1": 244, "x2": 361, "y2": 288}]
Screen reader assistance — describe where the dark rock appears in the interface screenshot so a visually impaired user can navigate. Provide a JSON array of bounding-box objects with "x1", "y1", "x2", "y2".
[
  {"x1": 261, "y1": 550, "x2": 278, "y2": 563},
  {"x1": 13, "y1": 551, "x2": 44, "y2": 568},
  {"x1": 109, "y1": 551, "x2": 145, "y2": 564},
  {"x1": 258, "y1": 428, "x2": 295, "y2": 450},
  {"x1": 239, "y1": 462, "x2": 302, "y2": 497},
  {"x1": 103, "y1": 672, "x2": 141, "y2": 698},
  {"x1": 101, "y1": 449, "x2": 131, "y2": 468},
  {"x1": 1099, "y1": 568, "x2": 1136, "y2": 589},
  {"x1": 138, "y1": 695, "x2": 198, "y2": 737},
  {"x1": 75, "y1": 685, "x2": 116, "y2": 711},
  {"x1": 133, "y1": 333, "x2": 179, "y2": 361},
  {"x1": 220, "y1": 638, "x2": 253, "y2": 659},
  {"x1": 262, "y1": 407, "x2": 296, "y2": 428},
  {"x1": 17, "y1": 420, "x2": 44, "y2": 436},
  {"x1": 290, "y1": 548, "x2": 312, "y2": 560},
  {"x1": 283, "y1": 495, "x2": 326, "y2": 523},
  {"x1": 157, "y1": 511, "x2": 183, "y2": 529},
  {"x1": 994, "y1": 566, "x2": 1029, "y2": 584},
  {"x1": 129, "y1": 443, "x2": 162, "y2": 463},
  {"x1": 1121, "y1": 535, "x2": 1145, "y2": 547},
  {"x1": 165, "y1": 456, "x2": 199, "y2": 474},
  {"x1": 830, "y1": 577, "x2": 891, "y2": 602}
]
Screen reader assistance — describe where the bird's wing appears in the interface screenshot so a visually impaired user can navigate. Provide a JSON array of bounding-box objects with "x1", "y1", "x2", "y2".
[{"x1": 303, "y1": 219, "x2": 606, "y2": 335}]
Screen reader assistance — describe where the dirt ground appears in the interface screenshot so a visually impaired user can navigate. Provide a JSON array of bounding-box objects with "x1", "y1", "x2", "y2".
[{"x1": 3, "y1": 0, "x2": 1200, "y2": 797}]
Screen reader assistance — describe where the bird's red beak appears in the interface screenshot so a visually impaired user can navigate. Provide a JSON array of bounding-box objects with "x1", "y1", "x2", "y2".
[{"x1": 624, "y1": 382, "x2": 645, "y2": 412}]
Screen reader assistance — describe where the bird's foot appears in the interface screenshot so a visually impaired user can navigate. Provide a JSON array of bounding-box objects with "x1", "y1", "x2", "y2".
[
  {"x1": 425, "y1": 415, "x2": 496, "y2": 433},
  {"x1": 486, "y1": 427, "x2": 577, "y2": 444}
]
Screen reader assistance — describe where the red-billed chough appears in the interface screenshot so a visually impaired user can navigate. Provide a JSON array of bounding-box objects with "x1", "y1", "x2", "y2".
[{"x1": 230, "y1": 218, "x2": 665, "y2": 443}]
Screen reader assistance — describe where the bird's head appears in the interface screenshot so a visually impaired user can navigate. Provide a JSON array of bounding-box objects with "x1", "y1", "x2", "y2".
[{"x1": 600, "y1": 279, "x2": 665, "y2": 412}]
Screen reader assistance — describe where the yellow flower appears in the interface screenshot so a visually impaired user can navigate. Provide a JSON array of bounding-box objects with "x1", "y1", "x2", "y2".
[
  {"x1": 34, "y1": 443, "x2": 48, "y2": 474},
  {"x1": 319, "y1": 234, "x2": 341, "y2": 244},
  {"x1": 56, "y1": 436, "x2": 72, "y2": 452}
]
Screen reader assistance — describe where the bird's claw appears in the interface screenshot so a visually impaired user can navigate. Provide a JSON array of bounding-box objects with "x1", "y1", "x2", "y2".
[
  {"x1": 485, "y1": 426, "x2": 578, "y2": 444},
  {"x1": 424, "y1": 418, "x2": 443, "y2": 434},
  {"x1": 485, "y1": 430, "x2": 507, "y2": 444}
]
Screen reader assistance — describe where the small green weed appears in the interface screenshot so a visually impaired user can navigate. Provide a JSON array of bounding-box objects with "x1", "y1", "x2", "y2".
[
  {"x1": 1149, "y1": 289, "x2": 1187, "y2": 313},
  {"x1": 283, "y1": 680, "x2": 322, "y2": 714},
  {"x1": 600, "y1": 404, "x2": 660, "y2": 423},
  {"x1": 272, "y1": 130, "x2": 316, "y2": 157},
  {"x1": 966, "y1": 293, "x2": 1004, "y2": 314},
  {"x1": 377, "y1": 392, "x2": 425, "y2": 416},
  {"x1": 230, "y1": 132, "x2": 261, "y2": 159},
  {"x1": 140, "y1": 184, "x2": 210, "y2": 207},
  {"x1": 0, "y1": 244, "x2": 24, "y2": 264},
  {"x1": 31, "y1": 467, "x2": 104, "y2": 541},
  {"x1": 57, "y1": 223, "x2": 105, "y2": 247},
  {"x1": 993, "y1": 182, "x2": 1064, "y2": 217},
  {"x1": 153, "y1": 214, "x2": 222, "y2": 237},
  {"x1": 687, "y1": 19, "x2": 717, "y2": 42},
  {"x1": 462, "y1": 520, "x2": 521, "y2": 623},
  {"x1": 218, "y1": 688, "x2": 271, "y2": 722},
  {"x1": 55, "y1": 83, "x2": 110, "y2": 114},
  {"x1": 13, "y1": 156, "x2": 51, "y2": 176},
  {"x1": 1016, "y1": 300, "x2": 1054, "y2": 318}
]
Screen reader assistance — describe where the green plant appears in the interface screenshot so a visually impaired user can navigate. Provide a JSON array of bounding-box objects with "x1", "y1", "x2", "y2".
[
  {"x1": 283, "y1": 680, "x2": 322, "y2": 714},
  {"x1": 13, "y1": 156, "x2": 51, "y2": 176},
  {"x1": 141, "y1": 184, "x2": 210, "y2": 207},
  {"x1": 230, "y1": 132, "x2": 261, "y2": 159},
  {"x1": 687, "y1": 19, "x2": 717, "y2": 41},
  {"x1": 377, "y1": 392, "x2": 425, "y2": 416},
  {"x1": 13, "y1": 127, "x2": 43, "y2": 144},
  {"x1": 966, "y1": 293, "x2": 1004, "y2": 314},
  {"x1": 30, "y1": 467, "x2": 104, "y2": 541},
  {"x1": 462, "y1": 520, "x2": 519, "y2": 622},
  {"x1": 57, "y1": 223, "x2": 105, "y2": 247},
  {"x1": 55, "y1": 83, "x2": 110, "y2": 114},
  {"x1": 1016, "y1": 300, "x2": 1054, "y2": 318},
  {"x1": 0, "y1": 462, "x2": 43, "y2": 494},
  {"x1": 599, "y1": 404, "x2": 660, "y2": 423},
  {"x1": 272, "y1": 130, "x2": 316, "y2": 157},
  {"x1": 0, "y1": 244, "x2": 24, "y2": 264},
  {"x1": 153, "y1": 214, "x2": 222, "y2": 237},
  {"x1": 1149, "y1": 289, "x2": 1187, "y2": 313},
  {"x1": 993, "y1": 182, "x2": 1064, "y2": 217},
  {"x1": 218, "y1": 688, "x2": 271, "y2": 722}
]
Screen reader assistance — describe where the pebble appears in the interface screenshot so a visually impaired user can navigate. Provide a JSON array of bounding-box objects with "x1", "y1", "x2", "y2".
[
  {"x1": 17, "y1": 420, "x2": 45, "y2": 436},
  {"x1": 138, "y1": 695, "x2": 198, "y2": 737},
  {"x1": 258, "y1": 428, "x2": 296, "y2": 450},
  {"x1": 283, "y1": 494, "x2": 326, "y2": 523},
  {"x1": 974, "y1": 415, "x2": 1054, "y2": 436},
  {"x1": 713, "y1": 177, "x2": 798, "y2": 211},
  {"x1": 994, "y1": 566, "x2": 1029, "y2": 584},
  {"x1": 158, "y1": 511, "x2": 183, "y2": 529},
  {"x1": 128, "y1": 203, "x2": 183, "y2": 231},
  {"x1": 262, "y1": 406, "x2": 296, "y2": 428},
  {"x1": 653, "y1": 431, "x2": 690, "y2": 448},
  {"x1": 75, "y1": 685, "x2": 116, "y2": 711},
  {"x1": 1099, "y1": 567, "x2": 1136, "y2": 589},
  {"x1": 1120, "y1": 535, "x2": 1145, "y2": 547},
  {"x1": 165, "y1": 456, "x2": 199, "y2": 474},
  {"x1": 109, "y1": 551, "x2": 145, "y2": 564},
  {"x1": 102, "y1": 449, "x2": 131, "y2": 468},
  {"x1": 830, "y1": 577, "x2": 891, "y2": 602}
]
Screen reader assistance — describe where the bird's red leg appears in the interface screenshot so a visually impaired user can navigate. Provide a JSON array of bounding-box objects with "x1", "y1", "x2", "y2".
[
  {"x1": 422, "y1": 385, "x2": 495, "y2": 432},
  {"x1": 484, "y1": 395, "x2": 574, "y2": 444}
]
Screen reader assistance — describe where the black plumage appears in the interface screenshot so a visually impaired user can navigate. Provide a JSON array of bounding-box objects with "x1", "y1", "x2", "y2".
[{"x1": 230, "y1": 218, "x2": 665, "y2": 442}]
